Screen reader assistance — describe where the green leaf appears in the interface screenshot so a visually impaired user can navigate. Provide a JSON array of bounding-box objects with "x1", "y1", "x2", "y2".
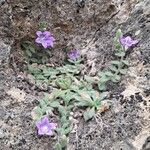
[
  {"x1": 43, "y1": 93, "x2": 50, "y2": 102},
  {"x1": 55, "y1": 143, "x2": 62, "y2": 150},
  {"x1": 122, "y1": 60, "x2": 129, "y2": 66},
  {"x1": 109, "y1": 65, "x2": 118, "y2": 72},
  {"x1": 94, "y1": 99, "x2": 101, "y2": 109},
  {"x1": 119, "y1": 69, "x2": 128, "y2": 74},
  {"x1": 84, "y1": 107, "x2": 95, "y2": 121},
  {"x1": 45, "y1": 106, "x2": 53, "y2": 114},
  {"x1": 75, "y1": 101, "x2": 91, "y2": 107},
  {"x1": 111, "y1": 75, "x2": 121, "y2": 82},
  {"x1": 115, "y1": 43, "x2": 122, "y2": 50},
  {"x1": 31, "y1": 106, "x2": 43, "y2": 120},
  {"x1": 57, "y1": 64, "x2": 80, "y2": 74},
  {"x1": 67, "y1": 105, "x2": 74, "y2": 111},
  {"x1": 60, "y1": 135, "x2": 68, "y2": 148},
  {"x1": 62, "y1": 122, "x2": 70, "y2": 129},
  {"x1": 29, "y1": 46, "x2": 36, "y2": 53},
  {"x1": 84, "y1": 75, "x2": 98, "y2": 83},
  {"x1": 99, "y1": 92, "x2": 108, "y2": 100},
  {"x1": 114, "y1": 74, "x2": 121, "y2": 80},
  {"x1": 26, "y1": 49, "x2": 32, "y2": 57},
  {"x1": 68, "y1": 58, "x2": 83, "y2": 64},
  {"x1": 60, "y1": 116, "x2": 68, "y2": 124},
  {"x1": 115, "y1": 29, "x2": 123, "y2": 39},
  {"x1": 78, "y1": 91, "x2": 94, "y2": 105},
  {"x1": 63, "y1": 91, "x2": 75, "y2": 104},
  {"x1": 39, "y1": 22, "x2": 48, "y2": 30},
  {"x1": 111, "y1": 60, "x2": 121, "y2": 65},
  {"x1": 51, "y1": 89, "x2": 66, "y2": 98},
  {"x1": 36, "y1": 75, "x2": 46, "y2": 80},
  {"x1": 50, "y1": 101, "x2": 60, "y2": 108},
  {"x1": 98, "y1": 71, "x2": 105, "y2": 77},
  {"x1": 43, "y1": 68, "x2": 59, "y2": 77},
  {"x1": 58, "y1": 106, "x2": 67, "y2": 116},
  {"x1": 104, "y1": 71, "x2": 114, "y2": 77},
  {"x1": 99, "y1": 74, "x2": 109, "y2": 83},
  {"x1": 56, "y1": 77, "x2": 72, "y2": 90},
  {"x1": 115, "y1": 52, "x2": 125, "y2": 57},
  {"x1": 98, "y1": 83, "x2": 106, "y2": 91},
  {"x1": 56, "y1": 128, "x2": 67, "y2": 136},
  {"x1": 39, "y1": 99, "x2": 47, "y2": 108},
  {"x1": 28, "y1": 65, "x2": 41, "y2": 75},
  {"x1": 64, "y1": 127, "x2": 71, "y2": 134}
]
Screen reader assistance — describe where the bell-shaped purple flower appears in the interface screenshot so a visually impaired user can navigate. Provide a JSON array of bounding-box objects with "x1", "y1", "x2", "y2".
[
  {"x1": 36, "y1": 116, "x2": 56, "y2": 136},
  {"x1": 67, "y1": 49, "x2": 79, "y2": 60},
  {"x1": 35, "y1": 31, "x2": 55, "y2": 49},
  {"x1": 120, "y1": 36, "x2": 138, "y2": 48}
]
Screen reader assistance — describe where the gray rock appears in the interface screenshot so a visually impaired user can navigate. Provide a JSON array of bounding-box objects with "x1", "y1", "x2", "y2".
[
  {"x1": 0, "y1": 0, "x2": 5, "y2": 5},
  {"x1": 142, "y1": 136, "x2": 150, "y2": 150},
  {"x1": 111, "y1": 141, "x2": 136, "y2": 150},
  {"x1": 0, "y1": 106, "x2": 6, "y2": 119},
  {"x1": 0, "y1": 41, "x2": 11, "y2": 64},
  {"x1": 0, "y1": 129, "x2": 5, "y2": 139}
]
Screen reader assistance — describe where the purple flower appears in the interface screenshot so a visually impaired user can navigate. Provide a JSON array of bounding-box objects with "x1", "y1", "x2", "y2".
[
  {"x1": 67, "y1": 49, "x2": 79, "y2": 60},
  {"x1": 36, "y1": 116, "x2": 56, "y2": 136},
  {"x1": 120, "y1": 36, "x2": 138, "y2": 48},
  {"x1": 35, "y1": 31, "x2": 55, "y2": 49}
]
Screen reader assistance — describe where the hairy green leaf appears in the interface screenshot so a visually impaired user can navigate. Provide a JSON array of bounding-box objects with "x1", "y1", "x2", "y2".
[
  {"x1": 56, "y1": 77, "x2": 72, "y2": 90},
  {"x1": 119, "y1": 69, "x2": 128, "y2": 74},
  {"x1": 26, "y1": 49, "x2": 32, "y2": 57},
  {"x1": 55, "y1": 143, "x2": 62, "y2": 150},
  {"x1": 111, "y1": 75, "x2": 121, "y2": 82},
  {"x1": 28, "y1": 65, "x2": 41, "y2": 75},
  {"x1": 109, "y1": 65, "x2": 118, "y2": 72},
  {"x1": 45, "y1": 106, "x2": 53, "y2": 114},
  {"x1": 60, "y1": 135, "x2": 68, "y2": 148},
  {"x1": 104, "y1": 71, "x2": 114, "y2": 77},
  {"x1": 43, "y1": 68, "x2": 59, "y2": 77},
  {"x1": 115, "y1": 52, "x2": 125, "y2": 57},
  {"x1": 84, "y1": 75, "x2": 99, "y2": 83},
  {"x1": 75, "y1": 101, "x2": 91, "y2": 107},
  {"x1": 122, "y1": 60, "x2": 129, "y2": 66},
  {"x1": 111, "y1": 60, "x2": 121, "y2": 65},
  {"x1": 115, "y1": 29, "x2": 123, "y2": 39},
  {"x1": 84, "y1": 107, "x2": 95, "y2": 121},
  {"x1": 31, "y1": 106, "x2": 43, "y2": 120},
  {"x1": 98, "y1": 82, "x2": 106, "y2": 91},
  {"x1": 50, "y1": 101, "x2": 60, "y2": 108}
]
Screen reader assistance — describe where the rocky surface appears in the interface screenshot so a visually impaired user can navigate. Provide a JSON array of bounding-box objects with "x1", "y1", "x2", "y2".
[{"x1": 0, "y1": 0, "x2": 150, "y2": 150}]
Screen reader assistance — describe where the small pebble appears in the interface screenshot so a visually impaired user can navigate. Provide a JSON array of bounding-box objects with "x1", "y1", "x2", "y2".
[{"x1": 135, "y1": 30, "x2": 141, "y2": 36}]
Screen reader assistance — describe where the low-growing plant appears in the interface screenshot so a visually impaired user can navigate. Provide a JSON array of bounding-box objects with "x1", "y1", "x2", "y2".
[
  {"x1": 75, "y1": 90, "x2": 107, "y2": 121},
  {"x1": 29, "y1": 29, "x2": 139, "y2": 149},
  {"x1": 21, "y1": 22, "x2": 55, "y2": 64}
]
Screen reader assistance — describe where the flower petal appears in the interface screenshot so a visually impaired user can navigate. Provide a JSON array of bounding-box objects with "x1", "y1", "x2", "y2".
[
  {"x1": 36, "y1": 122, "x2": 41, "y2": 129},
  {"x1": 46, "y1": 41, "x2": 54, "y2": 47},
  {"x1": 45, "y1": 130, "x2": 53, "y2": 136},
  {"x1": 67, "y1": 49, "x2": 79, "y2": 60},
  {"x1": 125, "y1": 36, "x2": 132, "y2": 41},
  {"x1": 36, "y1": 31, "x2": 42, "y2": 36},
  {"x1": 38, "y1": 128, "x2": 45, "y2": 135},
  {"x1": 46, "y1": 37, "x2": 55, "y2": 46},
  {"x1": 42, "y1": 42, "x2": 48, "y2": 49},
  {"x1": 35, "y1": 38, "x2": 42, "y2": 44},
  {"x1": 49, "y1": 123, "x2": 57, "y2": 130},
  {"x1": 132, "y1": 40, "x2": 139, "y2": 45},
  {"x1": 41, "y1": 116, "x2": 49, "y2": 124},
  {"x1": 43, "y1": 31, "x2": 51, "y2": 37},
  {"x1": 50, "y1": 36, "x2": 55, "y2": 41},
  {"x1": 120, "y1": 37, "x2": 126, "y2": 45}
]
